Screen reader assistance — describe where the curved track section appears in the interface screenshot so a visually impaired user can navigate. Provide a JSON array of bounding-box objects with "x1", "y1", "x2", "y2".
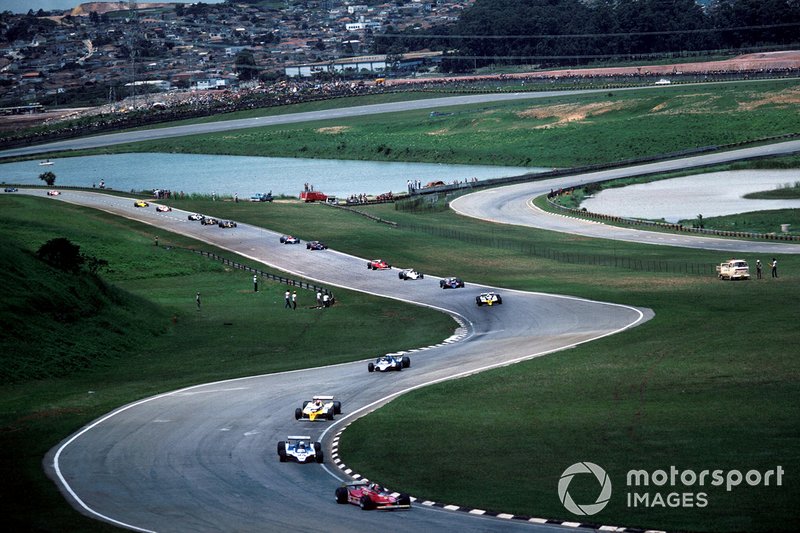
[
  {"x1": 32, "y1": 189, "x2": 649, "y2": 532},
  {"x1": 451, "y1": 140, "x2": 800, "y2": 254}
]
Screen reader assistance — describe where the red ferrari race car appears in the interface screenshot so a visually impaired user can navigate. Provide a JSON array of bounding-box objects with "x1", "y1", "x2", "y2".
[
  {"x1": 335, "y1": 481, "x2": 411, "y2": 510},
  {"x1": 367, "y1": 259, "x2": 391, "y2": 270}
]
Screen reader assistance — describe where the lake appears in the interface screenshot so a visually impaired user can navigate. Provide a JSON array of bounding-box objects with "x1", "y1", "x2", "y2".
[
  {"x1": 0, "y1": 153, "x2": 536, "y2": 198},
  {"x1": 580, "y1": 170, "x2": 800, "y2": 222}
]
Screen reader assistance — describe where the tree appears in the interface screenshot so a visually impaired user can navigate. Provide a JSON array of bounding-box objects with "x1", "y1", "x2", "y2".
[
  {"x1": 36, "y1": 238, "x2": 85, "y2": 273},
  {"x1": 39, "y1": 171, "x2": 56, "y2": 186},
  {"x1": 234, "y1": 50, "x2": 257, "y2": 81}
]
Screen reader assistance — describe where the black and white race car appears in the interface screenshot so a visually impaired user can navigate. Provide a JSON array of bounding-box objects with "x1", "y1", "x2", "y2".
[
  {"x1": 277, "y1": 435, "x2": 323, "y2": 463},
  {"x1": 188, "y1": 213, "x2": 203, "y2": 221},
  {"x1": 368, "y1": 354, "x2": 410, "y2": 372},
  {"x1": 280, "y1": 235, "x2": 300, "y2": 244},
  {"x1": 218, "y1": 220, "x2": 237, "y2": 228},
  {"x1": 476, "y1": 292, "x2": 503, "y2": 306},
  {"x1": 398, "y1": 268, "x2": 424, "y2": 280},
  {"x1": 307, "y1": 241, "x2": 328, "y2": 250},
  {"x1": 440, "y1": 277, "x2": 465, "y2": 289},
  {"x1": 295, "y1": 395, "x2": 342, "y2": 421}
]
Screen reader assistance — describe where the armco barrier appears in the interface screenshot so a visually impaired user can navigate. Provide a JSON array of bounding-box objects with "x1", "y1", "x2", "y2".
[
  {"x1": 546, "y1": 197, "x2": 800, "y2": 242},
  {"x1": 178, "y1": 247, "x2": 334, "y2": 297}
]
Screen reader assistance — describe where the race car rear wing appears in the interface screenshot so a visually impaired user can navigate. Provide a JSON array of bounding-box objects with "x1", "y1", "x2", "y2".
[
  {"x1": 312, "y1": 395, "x2": 334, "y2": 401},
  {"x1": 287, "y1": 435, "x2": 311, "y2": 440}
]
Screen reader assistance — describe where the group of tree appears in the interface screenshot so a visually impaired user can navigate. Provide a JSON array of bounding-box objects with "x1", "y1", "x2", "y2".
[{"x1": 373, "y1": 0, "x2": 800, "y2": 72}]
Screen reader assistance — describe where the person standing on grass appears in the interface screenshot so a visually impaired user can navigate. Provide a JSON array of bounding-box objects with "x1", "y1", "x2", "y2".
[
  {"x1": 253, "y1": 275, "x2": 258, "y2": 292},
  {"x1": 756, "y1": 260, "x2": 762, "y2": 279},
  {"x1": 284, "y1": 290, "x2": 291, "y2": 308},
  {"x1": 771, "y1": 258, "x2": 778, "y2": 278},
  {"x1": 196, "y1": 292, "x2": 201, "y2": 310},
  {"x1": 316, "y1": 290, "x2": 322, "y2": 308},
  {"x1": 292, "y1": 291, "x2": 297, "y2": 310}
]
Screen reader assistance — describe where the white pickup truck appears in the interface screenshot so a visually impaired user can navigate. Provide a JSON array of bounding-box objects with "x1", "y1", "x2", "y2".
[{"x1": 716, "y1": 259, "x2": 750, "y2": 280}]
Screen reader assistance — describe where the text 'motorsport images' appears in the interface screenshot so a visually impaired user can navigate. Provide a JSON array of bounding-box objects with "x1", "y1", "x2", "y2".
[
  {"x1": 476, "y1": 292, "x2": 503, "y2": 306},
  {"x1": 277, "y1": 436, "x2": 323, "y2": 463},
  {"x1": 440, "y1": 277, "x2": 465, "y2": 289},
  {"x1": 398, "y1": 268, "x2": 423, "y2": 280},
  {"x1": 335, "y1": 481, "x2": 412, "y2": 510},
  {"x1": 368, "y1": 354, "x2": 410, "y2": 372},
  {"x1": 295, "y1": 395, "x2": 342, "y2": 421}
]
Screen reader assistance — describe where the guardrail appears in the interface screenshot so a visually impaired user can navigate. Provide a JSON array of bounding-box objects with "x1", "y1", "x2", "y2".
[
  {"x1": 545, "y1": 197, "x2": 800, "y2": 242},
  {"x1": 177, "y1": 247, "x2": 335, "y2": 297}
]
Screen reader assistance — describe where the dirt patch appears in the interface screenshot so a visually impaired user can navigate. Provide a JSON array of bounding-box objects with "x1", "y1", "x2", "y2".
[
  {"x1": 737, "y1": 87, "x2": 800, "y2": 111},
  {"x1": 426, "y1": 128, "x2": 450, "y2": 136},
  {"x1": 516, "y1": 100, "x2": 631, "y2": 128},
  {"x1": 315, "y1": 126, "x2": 350, "y2": 134}
]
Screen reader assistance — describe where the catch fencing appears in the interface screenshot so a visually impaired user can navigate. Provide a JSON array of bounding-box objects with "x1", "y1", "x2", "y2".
[{"x1": 399, "y1": 222, "x2": 715, "y2": 276}]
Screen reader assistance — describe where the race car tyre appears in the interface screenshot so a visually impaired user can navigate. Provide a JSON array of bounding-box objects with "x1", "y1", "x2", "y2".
[
  {"x1": 333, "y1": 401, "x2": 342, "y2": 415},
  {"x1": 360, "y1": 495, "x2": 375, "y2": 510},
  {"x1": 278, "y1": 442, "x2": 286, "y2": 462},
  {"x1": 496, "y1": 296, "x2": 503, "y2": 304},
  {"x1": 314, "y1": 443, "x2": 324, "y2": 463},
  {"x1": 476, "y1": 299, "x2": 483, "y2": 306},
  {"x1": 335, "y1": 487, "x2": 349, "y2": 504},
  {"x1": 368, "y1": 362, "x2": 374, "y2": 372},
  {"x1": 294, "y1": 408, "x2": 302, "y2": 420},
  {"x1": 402, "y1": 356, "x2": 411, "y2": 368},
  {"x1": 302, "y1": 400, "x2": 310, "y2": 409},
  {"x1": 399, "y1": 273, "x2": 404, "y2": 279},
  {"x1": 398, "y1": 493, "x2": 412, "y2": 506},
  {"x1": 327, "y1": 410, "x2": 334, "y2": 421},
  {"x1": 419, "y1": 274, "x2": 424, "y2": 279}
]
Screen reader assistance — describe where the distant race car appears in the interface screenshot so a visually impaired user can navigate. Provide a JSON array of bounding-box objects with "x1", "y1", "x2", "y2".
[
  {"x1": 187, "y1": 213, "x2": 203, "y2": 221},
  {"x1": 476, "y1": 292, "x2": 503, "y2": 306},
  {"x1": 280, "y1": 235, "x2": 300, "y2": 244},
  {"x1": 47, "y1": 190, "x2": 60, "y2": 196},
  {"x1": 335, "y1": 481, "x2": 412, "y2": 510},
  {"x1": 367, "y1": 259, "x2": 391, "y2": 270},
  {"x1": 133, "y1": 200, "x2": 149, "y2": 207},
  {"x1": 368, "y1": 354, "x2": 410, "y2": 372},
  {"x1": 4, "y1": 187, "x2": 18, "y2": 192},
  {"x1": 295, "y1": 395, "x2": 342, "y2": 421},
  {"x1": 201, "y1": 217, "x2": 219, "y2": 225},
  {"x1": 306, "y1": 240, "x2": 328, "y2": 250},
  {"x1": 398, "y1": 268, "x2": 423, "y2": 280},
  {"x1": 155, "y1": 205, "x2": 172, "y2": 212},
  {"x1": 218, "y1": 220, "x2": 237, "y2": 228},
  {"x1": 440, "y1": 277, "x2": 464, "y2": 289},
  {"x1": 277, "y1": 435, "x2": 323, "y2": 463}
]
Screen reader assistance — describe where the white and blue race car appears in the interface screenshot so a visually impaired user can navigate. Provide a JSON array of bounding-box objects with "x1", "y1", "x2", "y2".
[
  {"x1": 277, "y1": 435, "x2": 323, "y2": 463},
  {"x1": 295, "y1": 395, "x2": 342, "y2": 421},
  {"x1": 368, "y1": 354, "x2": 410, "y2": 372}
]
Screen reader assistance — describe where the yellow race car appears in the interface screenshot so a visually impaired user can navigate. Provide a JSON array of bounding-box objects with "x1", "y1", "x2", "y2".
[{"x1": 134, "y1": 200, "x2": 149, "y2": 208}]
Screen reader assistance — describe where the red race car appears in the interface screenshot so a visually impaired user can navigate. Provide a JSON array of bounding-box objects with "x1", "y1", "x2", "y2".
[
  {"x1": 367, "y1": 259, "x2": 391, "y2": 270},
  {"x1": 335, "y1": 481, "x2": 411, "y2": 510}
]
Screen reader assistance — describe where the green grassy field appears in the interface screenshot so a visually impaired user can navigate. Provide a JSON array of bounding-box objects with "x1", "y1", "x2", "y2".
[{"x1": 53, "y1": 79, "x2": 800, "y2": 168}]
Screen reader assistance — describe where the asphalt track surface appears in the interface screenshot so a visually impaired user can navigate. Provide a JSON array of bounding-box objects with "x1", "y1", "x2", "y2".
[
  {"x1": 34, "y1": 189, "x2": 651, "y2": 532},
  {"x1": 452, "y1": 140, "x2": 800, "y2": 254}
]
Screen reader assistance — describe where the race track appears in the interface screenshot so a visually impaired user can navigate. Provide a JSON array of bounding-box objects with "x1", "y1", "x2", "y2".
[
  {"x1": 451, "y1": 139, "x2": 800, "y2": 254},
  {"x1": 33, "y1": 189, "x2": 650, "y2": 532}
]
